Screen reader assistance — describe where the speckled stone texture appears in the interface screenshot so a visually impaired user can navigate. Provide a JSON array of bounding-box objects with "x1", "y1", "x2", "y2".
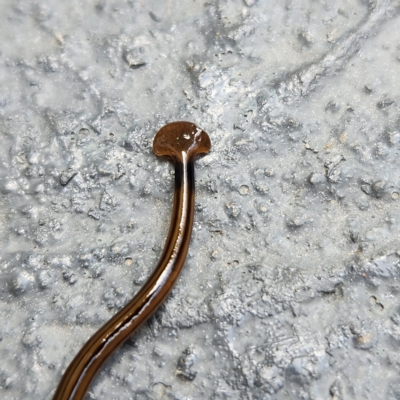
[{"x1": 1, "y1": 0, "x2": 400, "y2": 399}]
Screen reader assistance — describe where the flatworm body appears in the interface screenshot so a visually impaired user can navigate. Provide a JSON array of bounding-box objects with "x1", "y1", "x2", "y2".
[{"x1": 53, "y1": 122, "x2": 211, "y2": 400}]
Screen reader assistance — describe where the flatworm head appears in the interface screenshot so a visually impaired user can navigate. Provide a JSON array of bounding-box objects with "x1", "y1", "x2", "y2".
[{"x1": 153, "y1": 121, "x2": 211, "y2": 162}]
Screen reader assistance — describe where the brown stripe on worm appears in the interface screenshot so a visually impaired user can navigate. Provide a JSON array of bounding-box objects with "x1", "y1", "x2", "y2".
[{"x1": 52, "y1": 121, "x2": 211, "y2": 400}]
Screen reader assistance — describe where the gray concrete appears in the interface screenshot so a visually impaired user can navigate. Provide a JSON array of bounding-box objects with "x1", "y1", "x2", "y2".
[{"x1": 1, "y1": 0, "x2": 400, "y2": 399}]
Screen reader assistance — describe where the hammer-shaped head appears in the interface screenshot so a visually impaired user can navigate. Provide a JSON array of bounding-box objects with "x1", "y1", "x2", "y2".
[{"x1": 153, "y1": 121, "x2": 211, "y2": 162}]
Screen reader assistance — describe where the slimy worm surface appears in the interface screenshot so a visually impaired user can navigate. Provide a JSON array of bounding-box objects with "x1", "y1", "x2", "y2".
[{"x1": 52, "y1": 121, "x2": 211, "y2": 400}]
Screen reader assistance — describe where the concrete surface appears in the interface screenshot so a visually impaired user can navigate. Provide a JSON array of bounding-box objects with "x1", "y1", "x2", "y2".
[{"x1": 1, "y1": 0, "x2": 400, "y2": 399}]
